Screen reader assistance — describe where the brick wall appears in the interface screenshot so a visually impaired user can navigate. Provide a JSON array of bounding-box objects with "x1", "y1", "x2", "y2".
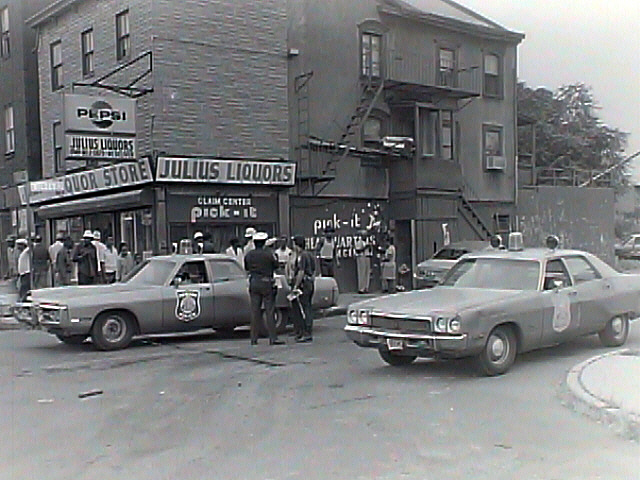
[{"x1": 36, "y1": 0, "x2": 288, "y2": 179}]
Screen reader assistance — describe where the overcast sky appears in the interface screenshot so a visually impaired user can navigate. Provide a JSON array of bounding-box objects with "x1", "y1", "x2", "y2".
[{"x1": 459, "y1": 0, "x2": 640, "y2": 172}]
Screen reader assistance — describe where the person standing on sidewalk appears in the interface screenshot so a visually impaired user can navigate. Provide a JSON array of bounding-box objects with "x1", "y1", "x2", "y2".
[
  {"x1": 225, "y1": 237, "x2": 244, "y2": 266},
  {"x1": 92, "y1": 230, "x2": 107, "y2": 284},
  {"x1": 103, "y1": 236, "x2": 119, "y2": 283},
  {"x1": 16, "y1": 239, "x2": 30, "y2": 300},
  {"x1": 315, "y1": 227, "x2": 339, "y2": 277},
  {"x1": 117, "y1": 242, "x2": 135, "y2": 281},
  {"x1": 74, "y1": 230, "x2": 99, "y2": 285},
  {"x1": 244, "y1": 231, "x2": 283, "y2": 346},
  {"x1": 32, "y1": 235, "x2": 50, "y2": 289},
  {"x1": 48, "y1": 232, "x2": 65, "y2": 286},
  {"x1": 55, "y1": 237, "x2": 74, "y2": 286},
  {"x1": 291, "y1": 235, "x2": 315, "y2": 342},
  {"x1": 381, "y1": 236, "x2": 397, "y2": 293}
]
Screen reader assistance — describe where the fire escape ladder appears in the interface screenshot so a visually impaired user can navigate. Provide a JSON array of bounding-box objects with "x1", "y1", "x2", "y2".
[
  {"x1": 316, "y1": 79, "x2": 384, "y2": 191},
  {"x1": 458, "y1": 192, "x2": 493, "y2": 240},
  {"x1": 295, "y1": 71, "x2": 314, "y2": 195}
]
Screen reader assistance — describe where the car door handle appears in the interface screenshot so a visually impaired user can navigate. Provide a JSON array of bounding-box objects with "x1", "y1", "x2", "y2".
[{"x1": 568, "y1": 290, "x2": 578, "y2": 296}]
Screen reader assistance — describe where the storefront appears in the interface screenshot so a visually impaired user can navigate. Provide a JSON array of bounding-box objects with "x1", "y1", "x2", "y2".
[{"x1": 156, "y1": 156, "x2": 295, "y2": 253}]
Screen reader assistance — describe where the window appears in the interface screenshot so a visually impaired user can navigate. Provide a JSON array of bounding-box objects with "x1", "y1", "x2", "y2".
[
  {"x1": 175, "y1": 261, "x2": 209, "y2": 284},
  {"x1": 363, "y1": 117, "x2": 382, "y2": 144},
  {"x1": 81, "y1": 28, "x2": 94, "y2": 77},
  {"x1": 564, "y1": 256, "x2": 601, "y2": 284},
  {"x1": 115, "y1": 10, "x2": 130, "y2": 61},
  {"x1": 1, "y1": 6, "x2": 9, "y2": 58},
  {"x1": 483, "y1": 53, "x2": 502, "y2": 97},
  {"x1": 210, "y1": 259, "x2": 244, "y2": 281},
  {"x1": 50, "y1": 40, "x2": 62, "y2": 90},
  {"x1": 438, "y1": 48, "x2": 456, "y2": 87},
  {"x1": 483, "y1": 124, "x2": 505, "y2": 169},
  {"x1": 441, "y1": 111, "x2": 453, "y2": 160},
  {"x1": 53, "y1": 121, "x2": 63, "y2": 173},
  {"x1": 361, "y1": 32, "x2": 381, "y2": 78},
  {"x1": 4, "y1": 105, "x2": 14, "y2": 154}
]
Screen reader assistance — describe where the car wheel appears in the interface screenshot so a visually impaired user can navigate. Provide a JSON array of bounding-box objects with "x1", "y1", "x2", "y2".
[
  {"x1": 379, "y1": 348, "x2": 417, "y2": 366},
  {"x1": 91, "y1": 311, "x2": 134, "y2": 351},
  {"x1": 476, "y1": 325, "x2": 517, "y2": 376},
  {"x1": 598, "y1": 315, "x2": 629, "y2": 347},
  {"x1": 55, "y1": 334, "x2": 88, "y2": 346}
]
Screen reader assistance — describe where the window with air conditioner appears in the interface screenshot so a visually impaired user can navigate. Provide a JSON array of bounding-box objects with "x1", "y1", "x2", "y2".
[{"x1": 483, "y1": 125, "x2": 505, "y2": 170}]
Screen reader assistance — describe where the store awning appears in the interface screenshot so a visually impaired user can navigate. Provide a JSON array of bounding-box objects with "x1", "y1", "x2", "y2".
[{"x1": 36, "y1": 188, "x2": 153, "y2": 219}]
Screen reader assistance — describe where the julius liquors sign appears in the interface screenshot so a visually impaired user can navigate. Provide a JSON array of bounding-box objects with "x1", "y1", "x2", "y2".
[{"x1": 63, "y1": 94, "x2": 136, "y2": 161}]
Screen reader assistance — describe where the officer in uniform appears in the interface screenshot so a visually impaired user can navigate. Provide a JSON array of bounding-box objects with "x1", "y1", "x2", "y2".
[{"x1": 244, "y1": 231, "x2": 284, "y2": 346}]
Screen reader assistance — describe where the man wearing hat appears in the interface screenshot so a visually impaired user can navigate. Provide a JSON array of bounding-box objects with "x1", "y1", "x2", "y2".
[
  {"x1": 92, "y1": 230, "x2": 107, "y2": 283},
  {"x1": 73, "y1": 230, "x2": 99, "y2": 285},
  {"x1": 193, "y1": 231, "x2": 204, "y2": 254},
  {"x1": 243, "y1": 227, "x2": 256, "y2": 255},
  {"x1": 244, "y1": 231, "x2": 284, "y2": 346}
]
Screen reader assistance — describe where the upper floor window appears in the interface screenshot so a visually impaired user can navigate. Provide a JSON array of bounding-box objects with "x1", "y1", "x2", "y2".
[
  {"x1": 438, "y1": 47, "x2": 456, "y2": 87},
  {"x1": 0, "y1": 6, "x2": 9, "y2": 58},
  {"x1": 4, "y1": 105, "x2": 14, "y2": 154},
  {"x1": 483, "y1": 124, "x2": 505, "y2": 170},
  {"x1": 50, "y1": 40, "x2": 62, "y2": 90},
  {"x1": 483, "y1": 53, "x2": 502, "y2": 97},
  {"x1": 115, "y1": 10, "x2": 130, "y2": 61},
  {"x1": 361, "y1": 32, "x2": 381, "y2": 78},
  {"x1": 363, "y1": 117, "x2": 382, "y2": 145},
  {"x1": 53, "y1": 121, "x2": 63, "y2": 173},
  {"x1": 441, "y1": 111, "x2": 453, "y2": 160},
  {"x1": 420, "y1": 109, "x2": 454, "y2": 160},
  {"x1": 81, "y1": 28, "x2": 94, "y2": 77}
]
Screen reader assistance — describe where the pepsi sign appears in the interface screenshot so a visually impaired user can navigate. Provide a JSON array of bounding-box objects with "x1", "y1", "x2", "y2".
[{"x1": 64, "y1": 94, "x2": 136, "y2": 134}]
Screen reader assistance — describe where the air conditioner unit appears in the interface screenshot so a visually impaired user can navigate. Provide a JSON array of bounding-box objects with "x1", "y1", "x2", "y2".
[{"x1": 486, "y1": 155, "x2": 506, "y2": 170}]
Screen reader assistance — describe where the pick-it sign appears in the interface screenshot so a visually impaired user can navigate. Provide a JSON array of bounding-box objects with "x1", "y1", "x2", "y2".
[{"x1": 64, "y1": 94, "x2": 136, "y2": 134}]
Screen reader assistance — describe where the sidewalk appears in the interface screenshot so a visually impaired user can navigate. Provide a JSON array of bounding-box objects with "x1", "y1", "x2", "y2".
[
  {"x1": 0, "y1": 279, "x2": 19, "y2": 330},
  {"x1": 567, "y1": 348, "x2": 640, "y2": 440}
]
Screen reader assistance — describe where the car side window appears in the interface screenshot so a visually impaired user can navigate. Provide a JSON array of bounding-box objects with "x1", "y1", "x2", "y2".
[
  {"x1": 210, "y1": 260, "x2": 244, "y2": 282},
  {"x1": 543, "y1": 259, "x2": 571, "y2": 290},
  {"x1": 563, "y1": 256, "x2": 601, "y2": 285},
  {"x1": 174, "y1": 261, "x2": 209, "y2": 284}
]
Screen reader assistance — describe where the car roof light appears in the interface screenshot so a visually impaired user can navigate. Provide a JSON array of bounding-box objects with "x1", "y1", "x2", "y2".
[
  {"x1": 546, "y1": 235, "x2": 560, "y2": 250},
  {"x1": 508, "y1": 232, "x2": 524, "y2": 251}
]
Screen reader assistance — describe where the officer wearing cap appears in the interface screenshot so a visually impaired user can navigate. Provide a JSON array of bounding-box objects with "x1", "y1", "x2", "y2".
[{"x1": 244, "y1": 231, "x2": 284, "y2": 346}]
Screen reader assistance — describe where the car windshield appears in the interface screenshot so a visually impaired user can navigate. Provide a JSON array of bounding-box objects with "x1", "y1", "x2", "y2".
[
  {"x1": 123, "y1": 259, "x2": 177, "y2": 286},
  {"x1": 441, "y1": 258, "x2": 541, "y2": 290}
]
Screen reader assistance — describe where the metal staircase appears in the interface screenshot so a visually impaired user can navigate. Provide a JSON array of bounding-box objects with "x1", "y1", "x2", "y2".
[{"x1": 458, "y1": 193, "x2": 493, "y2": 239}]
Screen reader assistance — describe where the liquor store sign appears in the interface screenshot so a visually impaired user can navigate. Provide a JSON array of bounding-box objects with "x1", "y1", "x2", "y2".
[
  {"x1": 156, "y1": 156, "x2": 296, "y2": 186},
  {"x1": 18, "y1": 159, "x2": 153, "y2": 205},
  {"x1": 63, "y1": 94, "x2": 136, "y2": 161}
]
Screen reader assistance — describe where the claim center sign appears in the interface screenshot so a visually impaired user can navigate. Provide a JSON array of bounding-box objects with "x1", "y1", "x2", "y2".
[{"x1": 63, "y1": 94, "x2": 136, "y2": 161}]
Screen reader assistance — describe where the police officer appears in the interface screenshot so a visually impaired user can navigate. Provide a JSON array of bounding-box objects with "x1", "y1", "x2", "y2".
[{"x1": 244, "y1": 232, "x2": 284, "y2": 346}]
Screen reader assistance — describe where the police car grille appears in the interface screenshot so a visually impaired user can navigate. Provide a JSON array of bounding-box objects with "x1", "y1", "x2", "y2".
[{"x1": 370, "y1": 315, "x2": 431, "y2": 333}]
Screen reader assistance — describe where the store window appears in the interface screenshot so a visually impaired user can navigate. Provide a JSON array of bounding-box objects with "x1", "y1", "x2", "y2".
[{"x1": 120, "y1": 208, "x2": 153, "y2": 260}]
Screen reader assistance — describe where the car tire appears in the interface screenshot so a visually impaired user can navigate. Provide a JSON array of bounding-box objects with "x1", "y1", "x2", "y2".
[
  {"x1": 91, "y1": 311, "x2": 135, "y2": 351},
  {"x1": 55, "y1": 334, "x2": 88, "y2": 346},
  {"x1": 598, "y1": 315, "x2": 629, "y2": 347},
  {"x1": 378, "y1": 348, "x2": 417, "y2": 366},
  {"x1": 476, "y1": 325, "x2": 517, "y2": 376}
]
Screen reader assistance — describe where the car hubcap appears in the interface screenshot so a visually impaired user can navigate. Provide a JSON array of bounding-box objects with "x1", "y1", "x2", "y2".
[
  {"x1": 611, "y1": 317, "x2": 624, "y2": 335},
  {"x1": 103, "y1": 318, "x2": 125, "y2": 343},
  {"x1": 490, "y1": 335, "x2": 506, "y2": 360}
]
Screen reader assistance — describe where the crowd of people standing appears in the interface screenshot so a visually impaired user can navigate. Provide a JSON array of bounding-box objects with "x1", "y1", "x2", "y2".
[{"x1": 5, "y1": 229, "x2": 138, "y2": 300}]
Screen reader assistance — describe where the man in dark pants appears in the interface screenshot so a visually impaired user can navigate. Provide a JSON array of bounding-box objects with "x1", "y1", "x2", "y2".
[
  {"x1": 73, "y1": 230, "x2": 99, "y2": 285},
  {"x1": 291, "y1": 235, "x2": 315, "y2": 342},
  {"x1": 244, "y1": 231, "x2": 284, "y2": 346}
]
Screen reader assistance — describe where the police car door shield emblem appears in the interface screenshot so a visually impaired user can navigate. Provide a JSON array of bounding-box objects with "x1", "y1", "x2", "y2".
[{"x1": 175, "y1": 289, "x2": 201, "y2": 322}]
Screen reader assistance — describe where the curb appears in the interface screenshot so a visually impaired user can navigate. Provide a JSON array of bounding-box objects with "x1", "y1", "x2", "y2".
[{"x1": 566, "y1": 349, "x2": 640, "y2": 441}]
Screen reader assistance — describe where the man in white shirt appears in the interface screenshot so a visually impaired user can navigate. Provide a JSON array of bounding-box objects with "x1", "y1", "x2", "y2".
[
  {"x1": 92, "y1": 230, "x2": 107, "y2": 283},
  {"x1": 103, "y1": 236, "x2": 119, "y2": 283},
  {"x1": 48, "y1": 232, "x2": 65, "y2": 286},
  {"x1": 16, "y1": 239, "x2": 30, "y2": 300}
]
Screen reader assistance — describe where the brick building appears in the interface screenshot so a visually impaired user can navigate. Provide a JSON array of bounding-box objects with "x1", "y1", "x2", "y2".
[
  {"x1": 27, "y1": 0, "x2": 291, "y2": 256},
  {"x1": 0, "y1": 0, "x2": 49, "y2": 268}
]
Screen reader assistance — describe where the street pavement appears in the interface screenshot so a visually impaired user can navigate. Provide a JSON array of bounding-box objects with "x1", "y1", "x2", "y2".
[{"x1": 2, "y1": 279, "x2": 639, "y2": 439}]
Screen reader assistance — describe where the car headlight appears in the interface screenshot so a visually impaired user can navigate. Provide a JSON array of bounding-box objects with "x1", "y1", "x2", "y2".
[
  {"x1": 434, "y1": 315, "x2": 461, "y2": 333},
  {"x1": 358, "y1": 309, "x2": 370, "y2": 325}
]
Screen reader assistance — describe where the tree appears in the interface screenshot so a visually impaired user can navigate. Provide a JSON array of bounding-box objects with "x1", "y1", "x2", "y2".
[{"x1": 517, "y1": 82, "x2": 629, "y2": 187}]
